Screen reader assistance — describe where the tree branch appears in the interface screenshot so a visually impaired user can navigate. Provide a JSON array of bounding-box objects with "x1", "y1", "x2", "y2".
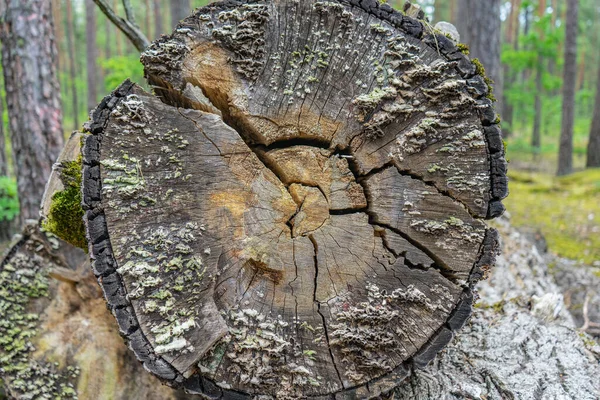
[
  {"x1": 122, "y1": 0, "x2": 135, "y2": 23},
  {"x1": 92, "y1": 0, "x2": 150, "y2": 52}
]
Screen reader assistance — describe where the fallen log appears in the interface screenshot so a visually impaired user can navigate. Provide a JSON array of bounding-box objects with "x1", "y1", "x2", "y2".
[
  {"x1": 0, "y1": 224, "x2": 187, "y2": 400},
  {"x1": 17, "y1": 1, "x2": 509, "y2": 398}
]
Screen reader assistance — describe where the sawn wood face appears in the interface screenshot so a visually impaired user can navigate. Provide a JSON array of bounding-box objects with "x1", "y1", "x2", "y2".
[{"x1": 82, "y1": 0, "x2": 507, "y2": 398}]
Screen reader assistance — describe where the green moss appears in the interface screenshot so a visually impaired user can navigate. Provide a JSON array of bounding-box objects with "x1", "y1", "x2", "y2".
[
  {"x1": 471, "y1": 58, "x2": 496, "y2": 102},
  {"x1": 42, "y1": 156, "x2": 87, "y2": 250},
  {"x1": 457, "y1": 43, "x2": 470, "y2": 55},
  {"x1": 504, "y1": 169, "x2": 600, "y2": 264},
  {"x1": 475, "y1": 300, "x2": 505, "y2": 313}
]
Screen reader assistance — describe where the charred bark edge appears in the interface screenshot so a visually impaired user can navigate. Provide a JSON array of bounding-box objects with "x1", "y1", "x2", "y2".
[{"x1": 84, "y1": 0, "x2": 508, "y2": 396}]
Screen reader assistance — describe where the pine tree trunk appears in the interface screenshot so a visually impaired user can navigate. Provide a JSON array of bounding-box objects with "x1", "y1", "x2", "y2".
[
  {"x1": 0, "y1": 0, "x2": 64, "y2": 224},
  {"x1": 170, "y1": 0, "x2": 190, "y2": 29},
  {"x1": 558, "y1": 0, "x2": 579, "y2": 176},
  {"x1": 51, "y1": 0, "x2": 64, "y2": 71},
  {"x1": 531, "y1": 0, "x2": 546, "y2": 151},
  {"x1": 456, "y1": 0, "x2": 502, "y2": 115},
  {"x1": 153, "y1": 0, "x2": 163, "y2": 38},
  {"x1": 65, "y1": 0, "x2": 80, "y2": 130},
  {"x1": 86, "y1": 0, "x2": 99, "y2": 112},
  {"x1": 587, "y1": 64, "x2": 600, "y2": 168},
  {"x1": 501, "y1": 0, "x2": 521, "y2": 137},
  {"x1": 144, "y1": 0, "x2": 152, "y2": 39},
  {"x1": 532, "y1": 65, "x2": 543, "y2": 150}
]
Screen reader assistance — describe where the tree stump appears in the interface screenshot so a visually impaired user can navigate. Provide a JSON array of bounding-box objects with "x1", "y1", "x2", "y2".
[{"x1": 80, "y1": 1, "x2": 507, "y2": 398}]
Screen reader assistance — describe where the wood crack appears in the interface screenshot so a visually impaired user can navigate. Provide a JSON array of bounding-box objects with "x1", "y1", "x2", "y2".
[{"x1": 309, "y1": 234, "x2": 344, "y2": 388}]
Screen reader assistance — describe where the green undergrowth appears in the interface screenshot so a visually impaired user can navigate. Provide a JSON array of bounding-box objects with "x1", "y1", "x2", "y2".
[
  {"x1": 42, "y1": 156, "x2": 87, "y2": 250},
  {"x1": 504, "y1": 169, "x2": 600, "y2": 264}
]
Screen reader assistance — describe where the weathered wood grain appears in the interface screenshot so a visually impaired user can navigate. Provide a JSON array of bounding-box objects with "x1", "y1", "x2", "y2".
[{"x1": 78, "y1": 0, "x2": 507, "y2": 398}]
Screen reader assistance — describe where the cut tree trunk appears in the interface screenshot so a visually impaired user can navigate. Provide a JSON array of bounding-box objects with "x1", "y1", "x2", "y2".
[
  {"x1": 76, "y1": 1, "x2": 508, "y2": 398},
  {"x1": 7, "y1": 1, "x2": 506, "y2": 398}
]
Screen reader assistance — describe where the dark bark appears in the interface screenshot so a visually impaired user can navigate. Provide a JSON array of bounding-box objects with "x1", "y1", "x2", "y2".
[
  {"x1": 86, "y1": 0, "x2": 99, "y2": 111},
  {"x1": 65, "y1": 0, "x2": 79, "y2": 130},
  {"x1": 456, "y1": 0, "x2": 502, "y2": 114},
  {"x1": 170, "y1": 0, "x2": 190, "y2": 29},
  {"x1": 558, "y1": 0, "x2": 579, "y2": 176},
  {"x1": 0, "y1": 0, "x2": 64, "y2": 224},
  {"x1": 587, "y1": 64, "x2": 600, "y2": 168}
]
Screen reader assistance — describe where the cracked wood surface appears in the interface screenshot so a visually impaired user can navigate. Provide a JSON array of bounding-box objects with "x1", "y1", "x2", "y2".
[{"x1": 81, "y1": 0, "x2": 507, "y2": 398}]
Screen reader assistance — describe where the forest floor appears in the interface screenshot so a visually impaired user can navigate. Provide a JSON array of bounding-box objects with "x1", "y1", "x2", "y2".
[{"x1": 504, "y1": 122, "x2": 600, "y2": 267}]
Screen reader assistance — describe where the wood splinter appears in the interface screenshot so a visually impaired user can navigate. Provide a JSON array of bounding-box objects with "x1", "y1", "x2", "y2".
[{"x1": 38, "y1": 0, "x2": 507, "y2": 398}]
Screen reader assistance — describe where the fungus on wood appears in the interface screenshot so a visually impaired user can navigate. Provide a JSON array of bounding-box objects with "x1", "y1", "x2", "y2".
[{"x1": 78, "y1": 0, "x2": 506, "y2": 398}]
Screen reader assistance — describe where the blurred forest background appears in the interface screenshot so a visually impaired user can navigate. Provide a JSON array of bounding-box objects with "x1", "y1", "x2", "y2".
[{"x1": 0, "y1": 0, "x2": 598, "y2": 264}]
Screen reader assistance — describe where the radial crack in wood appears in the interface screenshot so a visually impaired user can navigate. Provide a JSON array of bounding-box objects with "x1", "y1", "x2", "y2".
[{"x1": 79, "y1": 0, "x2": 507, "y2": 398}]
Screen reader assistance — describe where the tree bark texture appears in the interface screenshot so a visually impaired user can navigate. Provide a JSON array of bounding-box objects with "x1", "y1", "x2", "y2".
[
  {"x1": 0, "y1": 0, "x2": 64, "y2": 224},
  {"x1": 396, "y1": 217, "x2": 600, "y2": 400},
  {"x1": 86, "y1": 0, "x2": 99, "y2": 112},
  {"x1": 558, "y1": 0, "x2": 579, "y2": 176},
  {"x1": 456, "y1": 0, "x2": 502, "y2": 114},
  {"x1": 587, "y1": 64, "x2": 600, "y2": 167},
  {"x1": 74, "y1": 1, "x2": 507, "y2": 397}
]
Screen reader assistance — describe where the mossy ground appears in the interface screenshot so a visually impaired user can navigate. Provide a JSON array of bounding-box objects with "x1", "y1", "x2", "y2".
[{"x1": 504, "y1": 169, "x2": 600, "y2": 265}]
